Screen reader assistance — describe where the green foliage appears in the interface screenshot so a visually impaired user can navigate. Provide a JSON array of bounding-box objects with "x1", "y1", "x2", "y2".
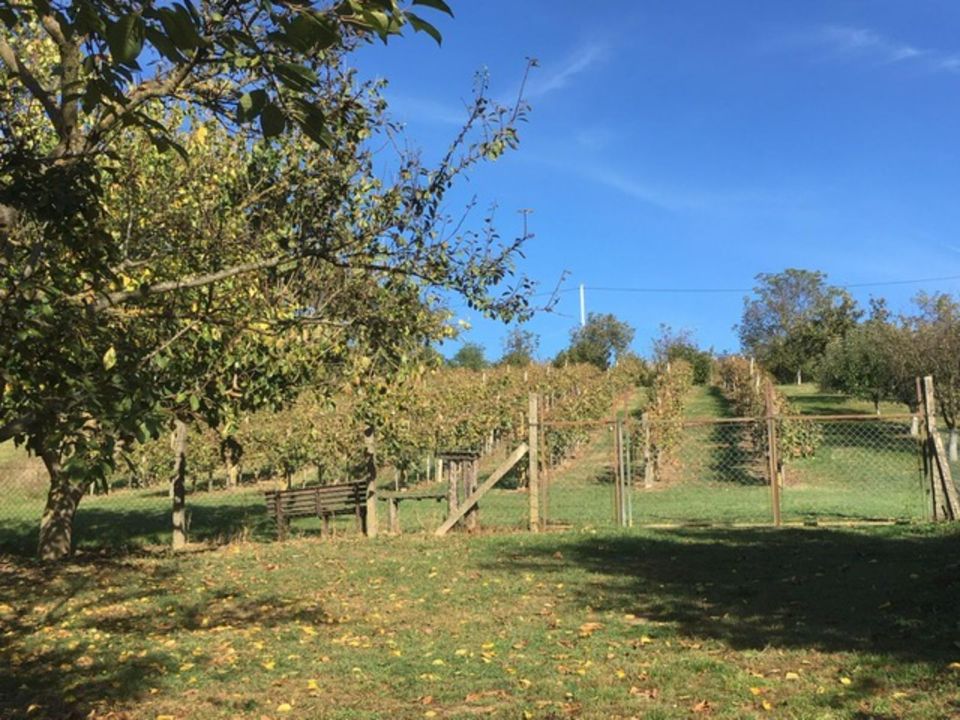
[
  {"x1": 556, "y1": 313, "x2": 635, "y2": 371},
  {"x1": 715, "y1": 356, "x2": 822, "y2": 460},
  {"x1": 644, "y1": 360, "x2": 694, "y2": 478},
  {"x1": 0, "y1": 5, "x2": 542, "y2": 558},
  {"x1": 652, "y1": 325, "x2": 713, "y2": 385},
  {"x1": 448, "y1": 343, "x2": 488, "y2": 371},
  {"x1": 499, "y1": 327, "x2": 539, "y2": 367},
  {"x1": 739, "y1": 269, "x2": 861, "y2": 384}
]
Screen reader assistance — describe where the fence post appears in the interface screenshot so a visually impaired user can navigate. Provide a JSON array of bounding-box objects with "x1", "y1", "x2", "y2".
[
  {"x1": 764, "y1": 382, "x2": 782, "y2": 527},
  {"x1": 528, "y1": 394, "x2": 540, "y2": 532},
  {"x1": 642, "y1": 412, "x2": 653, "y2": 489},
  {"x1": 920, "y1": 375, "x2": 960, "y2": 520}
]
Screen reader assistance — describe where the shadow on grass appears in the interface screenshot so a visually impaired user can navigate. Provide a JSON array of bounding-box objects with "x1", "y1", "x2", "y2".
[
  {"x1": 0, "y1": 497, "x2": 357, "y2": 557},
  {"x1": 488, "y1": 527, "x2": 960, "y2": 665},
  {"x1": 0, "y1": 557, "x2": 333, "y2": 719}
]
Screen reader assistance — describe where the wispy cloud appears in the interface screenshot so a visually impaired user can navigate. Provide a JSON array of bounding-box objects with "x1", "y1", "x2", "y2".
[
  {"x1": 802, "y1": 24, "x2": 960, "y2": 75},
  {"x1": 557, "y1": 161, "x2": 806, "y2": 217},
  {"x1": 385, "y1": 93, "x2": 467, "y2": 126},
  {"x1": 527, "y1": 42, "x2": 609, "y2": 99}
]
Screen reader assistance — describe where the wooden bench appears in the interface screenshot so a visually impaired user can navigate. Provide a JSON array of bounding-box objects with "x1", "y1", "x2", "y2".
[
  {"x1": 264, "y1": 481, "x2": 368, "y2": 540},
  {"x1": 378, "y1": 488, "x2": 448, "y2": 534}
]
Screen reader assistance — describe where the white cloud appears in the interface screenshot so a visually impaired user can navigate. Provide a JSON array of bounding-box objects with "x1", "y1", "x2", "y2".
[
  {"x1": 805, "y1": 24, "x2": 959, "y2": 75},
  {"x1": 385, "y1": 93, "x2": 467, "y2": 126}
]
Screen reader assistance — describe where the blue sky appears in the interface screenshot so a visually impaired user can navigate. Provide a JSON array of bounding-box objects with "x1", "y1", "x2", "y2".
[{"x1": 357, "y1": 1, "x2": 960, "y2": 361}]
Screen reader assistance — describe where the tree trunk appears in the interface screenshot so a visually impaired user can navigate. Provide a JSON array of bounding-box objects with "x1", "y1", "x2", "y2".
[
  {"x1": 362, "y1": 424, "x2": 378, "y2": 538},
  {"x1": 910, "y1": 415, "x2": 920, "y2": 437},
  {"x1": 37, "y1": 451, "x2": 86, "y2": 561},
  {"x1": 950, "y1": 428, "x2": 958, "y2": 463},
  {"x1": 796, "y1": 368, "x2": 802, "y2": 386},
  {"x1": 171, "y1": 420, "x2": 188, "y2": 550},
  {"x1": 874, "y1": 396, "x2": 881, "y2": 416}
]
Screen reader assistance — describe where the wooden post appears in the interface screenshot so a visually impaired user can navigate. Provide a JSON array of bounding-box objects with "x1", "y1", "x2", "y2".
[
  {"x1": 465, "y1": 458, "x2": 479, "y2": 532},
  {"x1": 764, "y1": 382, "x2": 782, "y2": 527},
  {"x1": 388, "y1": 498, "x2": 400, "y2": 534},
  {"x1": 625, "y1": 422, "x2": 633, "y2": 527},
  {"x1": 642, "y1": 413, "x2": 653, "y2": 489},
  {"x1": 528, "y1": 394, "x2": 540, "y2": 532},
  {"x1": 446, "y1": 458, "x2": 459, "y2": 526},
  {"x1": 920, "y1": 376, "x2": 960, "y2": 520}
]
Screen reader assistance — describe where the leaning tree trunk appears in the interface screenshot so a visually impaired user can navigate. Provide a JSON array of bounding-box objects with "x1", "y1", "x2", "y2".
[
  {"x1": 171, "y1": 420, "x2": 188, "y2": 550},
  {"x1": 37, "y1": 451, "x2": 86, "y2": 561}
]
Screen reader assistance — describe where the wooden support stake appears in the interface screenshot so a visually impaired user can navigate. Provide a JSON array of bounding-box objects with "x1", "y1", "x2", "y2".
[
  {"x1": 921, "y1": 376, "x2": 960, "y2": 520},
  {"x1": 529, "y1": 394, "x2": 541, "y2": 532},
  {"x1": 388, "y1": 498, "x2": 399, "y2": 534},
  {"x1": 435, "y1": 443, "x2": 529, "y2": 536},
  {"x1": 764, "y1": 382, "x2": 782, "y2": 527},
  {"x1": 642, "y1": 413, "x2": 653, "y2": 489}
]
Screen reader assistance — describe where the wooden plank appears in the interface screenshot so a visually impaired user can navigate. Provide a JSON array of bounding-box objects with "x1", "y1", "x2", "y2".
[
  {"x1": 435, "y1": 443, "x2": 529, "y2": 536},
  {"x1": 379, "y1": 489, "x2": 447, "y2": 500}
]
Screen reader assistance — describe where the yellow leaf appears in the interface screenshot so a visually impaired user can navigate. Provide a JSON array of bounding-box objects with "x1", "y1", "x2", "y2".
[
  {"x1": 749, "y1": 687, "x2": 763, "y2": 696},
  {"x1": 156, "y1": 716, "x2": 175, "y2": 720},
  {"x1": 262, "y1": 660, "x2": 276, "y2": 671},
  {"x1": 785, "y1": 671, "x2": 800, "y2": 680},
  {"x1": 840, "y1": 677, "x2": 852, "y2": 686},
  {"x1": 424, "y1": 712, "x2": 437, "y2": 718},
  {"x1": 277, "y1": 703, "x2": 292, "y2": 713},
  {"x1": 578, "y1": 622, "x2": 603, "y2": 637},
  {"x1": 948, "y1": 662, "x2": 960, "y2": 670},
  {"x1": 431, "y1": 658, "x2": 445, "y2": 666},
  {"x1": 307, "y1": 679, "x2": 318, "y2": 690},
  {"x1": 761, "y1": 700, "x2": 773, "y2": 710}
]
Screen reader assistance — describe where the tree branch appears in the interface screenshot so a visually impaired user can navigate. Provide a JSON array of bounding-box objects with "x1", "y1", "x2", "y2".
[{"x1": 0, "y1": 34, "x2": 64, "y2": 135}]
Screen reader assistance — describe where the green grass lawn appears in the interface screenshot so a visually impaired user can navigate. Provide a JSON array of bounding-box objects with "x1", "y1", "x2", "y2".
[{"x1": 2, "y1": 525, "x2": 959, "y2": 720}]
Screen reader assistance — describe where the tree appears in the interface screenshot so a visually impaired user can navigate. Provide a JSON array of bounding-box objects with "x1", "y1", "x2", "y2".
[
  {"x1": 557, "y1": 313, "x2": 634, "y2": 371},
  {"x1": 819, "y1": 300, "x2": 912, "y2": 415},
  {"x1": 448, "y1": 343, "x2": 488, "y2": 370},
  {"x1": 738, "y1": 269, "x2": 861, "y2": 384},
  {"x1": 651, "y1": 325, "x2": 713, "y2": 385},
  {"x1": 499, "y1": 327, "x2": 539, "y2": 367},
  {"x1": 908, "y1": 293, "x2": 960, "y2": 459},
  {"x1": 1, "y1": 3, "x2": 541, "y2": 559}
]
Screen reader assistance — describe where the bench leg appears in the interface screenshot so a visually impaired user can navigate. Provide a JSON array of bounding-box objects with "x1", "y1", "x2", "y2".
[
  {"x1": 359, "y1": 505, "x2": 368, "y2": 536},
  {"x1": 322, "y1": 513, "x2": 331, "y2": 537}
]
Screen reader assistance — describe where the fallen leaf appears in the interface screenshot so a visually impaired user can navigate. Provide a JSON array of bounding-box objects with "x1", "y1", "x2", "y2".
[
  {"x1": 692, "y1": 699, "x2": 712, "y2": 713},
  {"x1": 840, "y1": 677, "x2": 852, "y2": 686},
  {"x1": 277, "y1": 703, "x2": 292, "y2": 713},
  {"x1": 785, "y1": 672, "x2": 800, "y2": 681}
]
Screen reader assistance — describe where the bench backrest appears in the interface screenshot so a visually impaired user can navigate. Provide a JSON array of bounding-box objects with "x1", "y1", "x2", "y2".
[{"x1": 265, "y1": 481, "x2": 367, "y2": 518}]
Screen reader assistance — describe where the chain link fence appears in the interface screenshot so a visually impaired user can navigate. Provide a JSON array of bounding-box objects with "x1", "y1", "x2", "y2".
[{"x1": 541, "y1": 412, "x2": 931, "y2": 529}]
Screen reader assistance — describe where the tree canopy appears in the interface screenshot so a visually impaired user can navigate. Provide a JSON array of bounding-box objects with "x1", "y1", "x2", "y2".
[
  {"x1": 739, "y1": 269, "x2": 860, "y2": 384},
  {"x1": 0, "y1": 0, "x2": 540, "y2": 559},
  {"x1": 556, "y1": 313, "x2": 634, "y2": 371}
]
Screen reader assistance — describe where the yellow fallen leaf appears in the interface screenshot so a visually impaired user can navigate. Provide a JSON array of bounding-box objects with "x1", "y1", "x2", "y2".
[
  {"x1": 307, "y1": 679, "x2": 319, "y2": 690},
  {"x1": 277, "y1": 703, "x2": 292, "y2": 713},
  {"x1": 761, "y1": 700, "x2": 773, "y2": 711},
  {"x1": 785, "y1": 672, "x2": 800, "y2": 680},
  {"x1": 156, "y1": 716, "x2": 175, "y2": 720},
  {"x1": 431, "y1": 658, "x2": 445, "y2": 666},
  {"x1": 749, "y1": 687, "x2": 763, "y2": 696},
  {"x1": 262, "y1": 660, "x2": 276, "y2": 671},
  {"x1": 892, "y1": 691, "x2": 908, "y2": 699},
  {"x1": 840, "y1": 677, "x2": 852, "y2": 686},
  {"x1": 424, "y1": 712, "x2": 437, "y2": 719},
  {"x1": 948, "y1": 662, "x2": 960, "y2": 670},
  {"x1": 578, "y1": 622, "x2": 604, "y2": 637}
]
